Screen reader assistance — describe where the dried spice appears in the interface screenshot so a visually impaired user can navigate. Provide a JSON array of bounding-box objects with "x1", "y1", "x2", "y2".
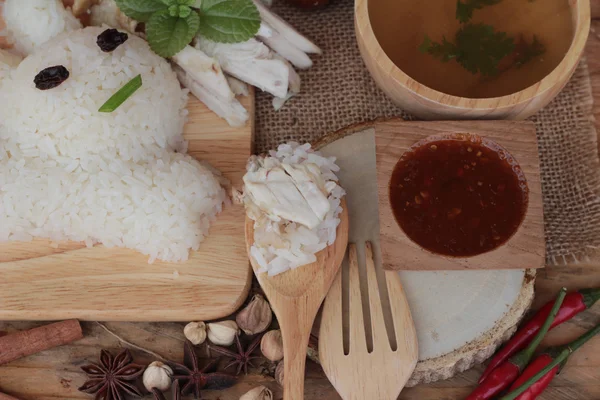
[
  {"x1": 97, "y1": 28, "x2": 129, "y2": 52},
  {"x1": 260, "y1": 330, "x2": 283, "y2": 362},
  {"x1": 34, "y1": 65, "x2": 70, "y2": 90},
  {"x1": 209, "y1": 333, "x2": 263, "y2": 375},
  {"x1": 236, "y1": 294, "x2": 272, "y2": 335},
  {"x1": 240, "y1": 385, "x2": 274, "y2": 400},
  {"x1": 143, "y1": 361, "x2": 173, "y2": 392},
  {"x1": 78, "y1": 348, "x2": 145, "y2": 400},
  {"x1": 274, "y1": 360, "x2": 284, "y2": 386},
  {"x1": 183, "y1": 321, "x2": 207, "y2": 345},
  {"x1": 168, "y1": 340, "x2": 237, "y2": 399},
  {"x1": 152, "y1": 379, "x2": 181, "y2": 400},
  {"x1": 206, "y1": 320, "x2": 239, "y2": 346}
]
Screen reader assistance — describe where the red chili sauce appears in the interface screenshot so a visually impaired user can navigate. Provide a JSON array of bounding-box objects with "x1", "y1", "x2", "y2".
[{"x1": 389, "y1": 135, "x2": 528, "y2": 257}]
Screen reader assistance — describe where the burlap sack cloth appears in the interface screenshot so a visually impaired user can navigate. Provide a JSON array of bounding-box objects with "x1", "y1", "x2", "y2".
[{"x1": 255, "y1": 0, "x2": 600, "y2": 265}]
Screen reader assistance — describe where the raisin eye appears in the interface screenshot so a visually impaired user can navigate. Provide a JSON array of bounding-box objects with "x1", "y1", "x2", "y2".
[
  {"x1": 97, "y1": 29, "x2": 129, "y2": 52},
  {"x1": 34, "y1": 65, "x2": 70, "y2": 90}
]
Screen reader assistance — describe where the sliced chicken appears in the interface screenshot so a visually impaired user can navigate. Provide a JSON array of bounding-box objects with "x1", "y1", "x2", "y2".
[
  {"x1": 227, "y1": 76, "x2": 250, "y2": 97},
  {"x1": 258, "y1": 22, "x2": 313, "y2": 69},
  {"x1": 257, "y1": 23, "x2": 274, "y2": 38},
  {"x1": 281, "y1": 163, "x2": 331, "y2": 221},
  {"x1": 244, "y1": 166, "x2": 323, "y2": 229},
  {"x1": 252, "y1": 0, "x2": 321, "y2": 54},
  {"x1": 196, "y1": 37, "x2": 289, "y2": 98},
  {"x1": 272, "y1": 54, "x2": 300, "y2": 110},
  {"x1": 172, "y1": 45, "x2": 234, "y2": 102},
  {"x1": 174, "y1": 65, "x2": 249, "y2": 127}
]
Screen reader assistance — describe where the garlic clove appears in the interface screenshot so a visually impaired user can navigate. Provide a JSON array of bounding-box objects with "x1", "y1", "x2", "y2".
[
  {"x1": 207, "y1": 320, "x2": 239, "y2": 346},
  {"x1": 261, "y1": 329, "x2": 284, "y2": 362},
  {"x1": 142, "y1": 361, "x2": 173, "y2": 392},
  {"x1": 236, "y1": 294, "x2": 273, "y2": 335},
  {"x1": 184, "y1": 321, "x2": 207, "y2": 345},
  {"x1": 275, "y1": 360, "x2": 284, "y2": 387},
  {"x1": 240, "y1": 385, "x2": 274, "y2": 400}
]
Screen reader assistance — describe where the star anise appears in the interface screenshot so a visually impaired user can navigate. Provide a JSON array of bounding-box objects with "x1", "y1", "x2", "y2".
[
  {"x1": 79, "y1": 349, "x2": 145, "y2": 400},
  {"x1": 168, "y1": 340, "x2": 237, "y2": 399},
  {"x1": 152, "y1": 379, "x2": 181, "y2": 400},
  {"x1": 208, "y1": 333, "x2": 263, "y2": 375}
]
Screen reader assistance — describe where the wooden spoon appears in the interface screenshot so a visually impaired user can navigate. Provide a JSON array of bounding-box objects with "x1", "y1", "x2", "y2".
[{"x1": 245, "y1": 199, "x2": 349, "y2": 400}]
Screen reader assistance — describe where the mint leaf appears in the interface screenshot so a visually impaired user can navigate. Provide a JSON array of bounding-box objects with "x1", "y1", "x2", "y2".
[
  {"x1": 197, "y1": 0, "x2": 260, "y2": 43},
  {"x1": 168, "y1": 4, "x2": 192, "y2": 17},
  {"x1": 162, "y1": 0, "x2": 194, "y2": 5},
  {"x1": 115, "y1": 0, "x2": 167, "y2": 22},
  {"x1": 146, "y1": 8, "x2": 200, "y2": 57}
]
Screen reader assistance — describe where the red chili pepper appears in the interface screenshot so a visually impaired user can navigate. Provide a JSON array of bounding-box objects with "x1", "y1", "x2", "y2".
[
  {"x1": 501, "y1": 323, "x2": 600, "y2": 400},
  {"x1": 467, "y1": 362, "x2": 521, "y2": 400},
  {"x1": 479, "y1": 288, "x2": 600, "y2": 384},
  {"x1": 508, "y1": 354, "x2": 558, "y2": 400},
  {"x1": 466, "y1": 288, "x2": 567, "y2": 400}
]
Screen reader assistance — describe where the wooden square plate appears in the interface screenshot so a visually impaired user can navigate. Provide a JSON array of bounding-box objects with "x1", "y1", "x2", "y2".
[{"x1": 375, "y1": 120, "x2": 545, "y2": 270}]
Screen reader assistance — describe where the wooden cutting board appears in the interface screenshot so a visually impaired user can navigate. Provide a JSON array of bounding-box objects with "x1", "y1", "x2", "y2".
[{"x1": 0, "y1": 95, "x2": 254, "y2": 321}]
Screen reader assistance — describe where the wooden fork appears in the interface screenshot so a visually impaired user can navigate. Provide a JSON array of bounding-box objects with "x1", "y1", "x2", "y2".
[{"x1": 319, "y1": 241, "x2": 418, "y2": 400}]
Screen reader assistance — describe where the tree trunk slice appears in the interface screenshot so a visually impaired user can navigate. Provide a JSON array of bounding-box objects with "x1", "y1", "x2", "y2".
[{"x1": 313, "y1": 120, "x2": 536, "y2": 386}]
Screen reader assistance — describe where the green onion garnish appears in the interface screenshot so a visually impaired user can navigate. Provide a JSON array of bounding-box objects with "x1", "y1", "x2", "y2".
[{"x1": 98, "y1": 74, "x2": 142, "y2": 113}]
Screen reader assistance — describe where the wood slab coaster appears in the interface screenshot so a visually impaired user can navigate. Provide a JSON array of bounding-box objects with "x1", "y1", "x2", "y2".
[
  {"x1": 314, "y1": 121, "x2": 535, "y2": 385},
  {"x1": 375, "y1": 120, "x2": 545, "y2": 271},
  {"x1": 0, "y1": 94, "x2": 254, "y2": 321}
]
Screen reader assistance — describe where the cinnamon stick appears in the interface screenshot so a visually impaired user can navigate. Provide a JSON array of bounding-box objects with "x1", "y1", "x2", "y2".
[{"x1": 0, "y1": 320, "x2": 82, "y2": 365}]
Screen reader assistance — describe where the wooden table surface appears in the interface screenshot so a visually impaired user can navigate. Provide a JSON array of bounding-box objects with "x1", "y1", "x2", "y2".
[{"x1": 2, "y1": 6, "x2": 600, "y2": 400}]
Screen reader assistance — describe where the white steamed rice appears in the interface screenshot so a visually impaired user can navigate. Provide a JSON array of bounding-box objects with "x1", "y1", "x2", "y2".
[
  {"x1": 2, "y1": 0, "x2": 82, "y2": 56},
  {"x1": 1, "y1": 26, "x2": 189, "y2": 161},
  {"x1": 0, "y1": 27, "x2": 227, "y2": 262},
  {"x1": 248, "y1": 142, "x2": 345, "y2": 276}
]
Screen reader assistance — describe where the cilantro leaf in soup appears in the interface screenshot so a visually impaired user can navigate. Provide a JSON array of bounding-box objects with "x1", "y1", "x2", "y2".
[
  {"x1": 419, "y1": 34, "x2": 459, "y2": 62},
  {"x1": 456, "y1": 0, "x2": 503, "y2": 23},
  {"x1": 455, "y1": 23, "x2": 514, "y2": 76},
  {"x1": 515, "y1": 35, "x2": 546, "y2": 68},
  {"x1": 146, "y1": 8, "x2": 201, "y2": 57},
  {"x1": 421, "y1": 23, "x2": 515, "y2": 77},
  {"x1": 115, "y1": 0, "x2": 168, "y2": 22},
  {"x1": 197, "y1": 0, "x2": 261, "y2": 43}
]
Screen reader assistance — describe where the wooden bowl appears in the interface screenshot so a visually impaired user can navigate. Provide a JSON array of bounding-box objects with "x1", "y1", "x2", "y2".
[{"x1": 355, "y1": 0, "x2": 590, "y2": 120}]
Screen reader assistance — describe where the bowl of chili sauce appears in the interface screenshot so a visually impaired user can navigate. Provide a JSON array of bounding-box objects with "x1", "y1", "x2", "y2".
[{"x1": 389, "y1": 133, "x2": 528, "y2": 257}]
